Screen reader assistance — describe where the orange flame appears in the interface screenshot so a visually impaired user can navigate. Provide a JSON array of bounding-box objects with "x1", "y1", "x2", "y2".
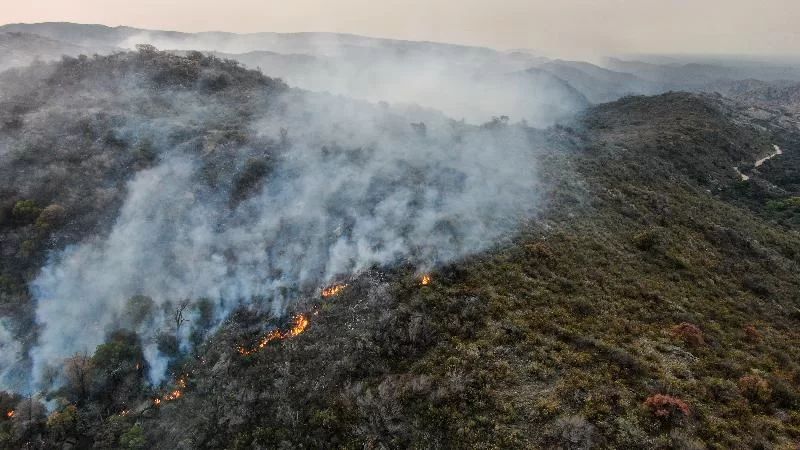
[
  {"x1": 153, "y1": 376, "x2": 188, "y2": 406},
  {"x1": 6, "y1": 410, "x2": 15, "y2": 418},
  {"x1": 288, "y1": 314, "x2": 310, "y2": 337},
  {"x1": 237, "y1": 314, "x2": 310, "y2": 356},
  {"x1": 163, "y1": 390, "x2": 182, "y2": 401},
  {"x1": 321, "y1": 283, "x2": 347, "y2": 297},
  {"x1": 420, "y1": 274, "x2": 432, "y2": 286}
]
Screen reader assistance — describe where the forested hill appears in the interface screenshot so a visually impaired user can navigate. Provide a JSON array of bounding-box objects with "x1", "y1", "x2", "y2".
[
  {"x1": 140, "y1": 93, "x2": 800, "y2": 449},
  {"x1": 1, "y1": 49, "x2": 799, "y2": 449}
]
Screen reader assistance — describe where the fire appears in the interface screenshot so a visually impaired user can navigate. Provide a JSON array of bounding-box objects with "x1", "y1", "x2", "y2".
[
  {"x1": 420, "y1": 274, "x2": 432, "y2": 286},
  {"x1": 288, "y1": 314, "x2": 309, "y2": 337},
  {"x1": 153, "y1": 376, "x2": 188, "y2": 406},
  {"x1": 321, "y1": 283, "x2": 347, "y2": 297},
  {"x1": 163, "y1": 390, "x2": 182, "y2": 401},
  {"x1": 237, "y1": 314, "x2": 310, "y2": 356},
  {"x1": 119, "y1": 409, "x2": 130, "y2": 417},
  {"x1": 6, "y1": 410, "x2": 15, "y2": 418}
]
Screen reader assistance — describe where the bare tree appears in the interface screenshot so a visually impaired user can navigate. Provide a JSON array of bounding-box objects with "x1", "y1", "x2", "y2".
[
  {"x1": 174, "y1": 299, "x2": 191, "y2": 336},
  {"x1": 64, "y1": 352, "x2": 93, "y2": 403}
]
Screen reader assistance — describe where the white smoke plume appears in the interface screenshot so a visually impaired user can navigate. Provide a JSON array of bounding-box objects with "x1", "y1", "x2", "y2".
[{"x1": 21, "y1": 86, "x2": 544, "y2": 387}]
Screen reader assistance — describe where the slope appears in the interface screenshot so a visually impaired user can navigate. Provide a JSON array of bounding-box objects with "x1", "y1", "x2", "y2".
[{"x1": 136, "y1": 93, "x2": 800, "y2": 449}]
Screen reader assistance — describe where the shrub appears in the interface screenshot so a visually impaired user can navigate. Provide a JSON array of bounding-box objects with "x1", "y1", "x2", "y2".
[
  {"x1": 550, "y1": 415, "x2": 599, "y2": 448},
  {"x1": 156, "y1": 332, "x2": 180, "y2": 357},
  {"x1": 633, "y1": 228, "x2": 664, "y2": 250},
  {"x1": 738, "y1": 374, "x2": 771, "y2": 403},
  {"x1": 743, "y1": 324, "x2": 762, "y2": 343},
  {"x1": 12, "y1": 200, "x2": 42, "y2": 224},
  {"x1": 119, "y1": 424, "x2": 147, "y2": 449},
  {"x1": 643, "y1": 394, "x2": 691, "y2": 423},
  {"x1": 525, "y1": 241, "x2": 553, "y2": 259},
  {"x1": 35, "y1": 203, "x2": 66, "y2": 230},
  {"x1": 46, "y1": 404, "x2": 77, "y2": 441},
  {"x1": 670, "y1": 322, "x2": 705, "y2": 347}
]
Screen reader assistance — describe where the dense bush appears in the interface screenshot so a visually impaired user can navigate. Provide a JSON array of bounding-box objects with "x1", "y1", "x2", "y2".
[{"x1": 643, "y1": 394, "x2": 691, "y2": 423}]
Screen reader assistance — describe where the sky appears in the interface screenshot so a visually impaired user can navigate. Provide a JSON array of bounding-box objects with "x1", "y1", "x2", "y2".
[{"x1": 2, "y1": 0, "x2": 800, "y2": 58}]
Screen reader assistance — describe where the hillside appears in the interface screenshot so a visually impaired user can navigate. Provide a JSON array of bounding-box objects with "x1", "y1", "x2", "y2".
[
  {"x1": 0, "y1": 22, "x2": 524, "y2": 64},
  {"x1": 0, "y1": 49, "x2": 799, "y2": 449},
  {"x1": 0, "y1": 32, "x2": 93, "y2": 72},
  {"x1": 538, "y1": 60, "x2": 658, "y2": 103},
  {"x1": 121, "y1": 93, "x2": 800, "y2": 450}
]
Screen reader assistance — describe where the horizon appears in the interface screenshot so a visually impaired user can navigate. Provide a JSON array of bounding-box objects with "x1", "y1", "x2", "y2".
[
  {"x1": 3, "y1": 20, "x2": 800, "y2": 65},
  {"x1": 2, "y1": 0, "x2": 800, "y2": 59}
]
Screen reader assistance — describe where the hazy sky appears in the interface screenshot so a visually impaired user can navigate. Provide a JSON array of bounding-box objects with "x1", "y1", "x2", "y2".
[{"x1": 3, "y1": 0, "x2": 800, "y2": 57}]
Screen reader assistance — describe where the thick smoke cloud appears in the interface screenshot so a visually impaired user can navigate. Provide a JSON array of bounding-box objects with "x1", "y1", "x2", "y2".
[{"x1": 24, "y1": 86, "x2": 543, "y2": 386}]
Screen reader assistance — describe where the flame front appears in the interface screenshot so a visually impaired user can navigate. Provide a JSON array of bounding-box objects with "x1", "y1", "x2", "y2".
[
  {"x1": 6, "y1": 410, "x2": 15, "y2": 418},
  {"x1": 321, "y1": 283, "x2": 347, "y2": 297},
  {"x1": 420, "y1": 274, "x2": 432, "y2": 285},
  {"x1": 153, "y1": 376, "x2": 187, "y2": 406},
  {"x1": 289, "y1": 314, "x2": 310, "y2": 337},
  {"x1": 237, "y1": 314, "x2": 310, "y2": 356}
]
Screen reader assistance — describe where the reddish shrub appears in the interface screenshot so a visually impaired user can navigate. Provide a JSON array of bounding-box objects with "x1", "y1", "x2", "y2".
[
  {"x1": 643, "y1": 394, "x2": 691, "y2": 422},
  {"x1": 671, "y1": 322, "x2": 705, "y2": 347},
  {"x1": 743, "y1": 324, "x2": 762, "y2": 343},
  {"x1": 738, "y1": 374, "x2": 771, "y2": 403}
]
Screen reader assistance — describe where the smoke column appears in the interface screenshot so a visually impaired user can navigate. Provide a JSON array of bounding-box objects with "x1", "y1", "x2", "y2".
[{"x1": 0, "y1": 50, "x2": 557, "y2": 389}]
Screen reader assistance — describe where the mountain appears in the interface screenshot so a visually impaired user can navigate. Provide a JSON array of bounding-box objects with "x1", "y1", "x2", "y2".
[
  {"x1": 0, "y1": 47, "x2": 799, "y2": 448},
  {"x1": 1, "y1": 23, "x2": 577, "y2": 126},
  {"x1": 182, "y1": 50, "x2": 587, "y2": 126},
  {"x1": 606, "y1": 57, "x2": 800, "y2": 87},
  {"x1": 0, "y1": 22, "x2": 530, "y2": 65},
  {"x1": 0, "y1": 32, "x2": 93, "y2": 72},
  {"x1": 537, "y1": 59, "x2": 659, "y2": 103}
]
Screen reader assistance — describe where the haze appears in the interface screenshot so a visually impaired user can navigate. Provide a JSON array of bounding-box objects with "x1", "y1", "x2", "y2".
[{"x1": 3, "y1": 0, "x2": 800, "y2": 58}]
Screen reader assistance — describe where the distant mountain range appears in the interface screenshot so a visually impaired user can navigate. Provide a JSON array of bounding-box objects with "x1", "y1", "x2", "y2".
[{"x1": 2, "y1": 22, "x2": 800, "y2": 122}]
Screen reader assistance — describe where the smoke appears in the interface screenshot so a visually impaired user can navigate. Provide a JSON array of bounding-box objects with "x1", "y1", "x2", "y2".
[
  {"x1": 118, "y1": 31, "x2": 587, "y2": 126},
  {"x1": 0, "y1": 319, "x2": 25, "y2": 391},
  {"x1": 0, "y1": 41, "x2": 585, "y2": 392},
  {"x1": 24, "y1": 85, "x2": 542, "y2": 386}
]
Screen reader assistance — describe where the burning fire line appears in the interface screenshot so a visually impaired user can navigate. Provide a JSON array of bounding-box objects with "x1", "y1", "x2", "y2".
[
  {"x1": 234, "y1": 281, "x2": 343, "y2": 357},
  {"x1": 149, "y1": 277, "x2": 424, "y2": 408},
  {"x1": 236, "y1": 314, "x2": 310, "y2": 356},
  {"x1": 321, "y1": 283, "x2": 347, "y2": 297},
  {"x1": 6, "y1": 410, "x2": 15, "y2": 419},
  {"x1": 152, "y1": 313, "x2": 312, "y2": 406},
  {"x1": 152, "y1": 376, "x2": 188, "y2": 406}
]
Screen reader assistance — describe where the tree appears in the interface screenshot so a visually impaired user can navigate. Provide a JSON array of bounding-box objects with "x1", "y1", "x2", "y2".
[
  {"x1": 174, "y1": 299, "x2": 191, "y2": 336},
  {"x1": 64, "y1": 353, "x2": 93, "y2": 404},
  {"x1": 90, "y1": 330, "x2": 146, "y2": 410},
  {"x1": 119, "y1": 424, "x2": 147, "y2": 449},
  {"x1": 124, "y1": 295, "x2": 155, "y2": 328},
  {"x1": 35, "y1": 203, "x2": 66, "y2": 231},
  {"x1": 135, "y1": 44, "x2": 158, "y2": 54},
  {"x1": 46, "y1": 404, "x2": 77, "y2": 442}
]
